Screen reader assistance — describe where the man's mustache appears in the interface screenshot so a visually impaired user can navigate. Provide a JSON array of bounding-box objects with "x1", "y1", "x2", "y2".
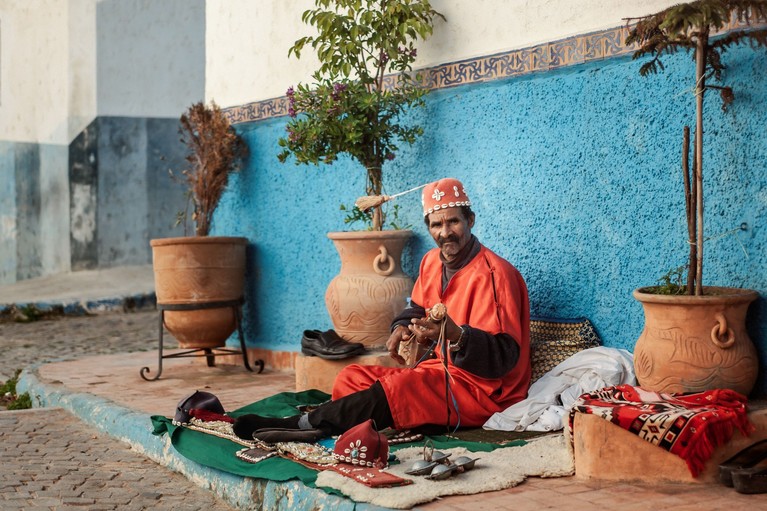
[{"x1": 438, "y1": 234, "x2": 459, "y2": 246}]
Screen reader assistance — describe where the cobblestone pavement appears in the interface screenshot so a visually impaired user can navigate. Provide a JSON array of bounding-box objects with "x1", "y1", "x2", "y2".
[
  {"x1": 0, "y1": 311, "x2": 236, "y2": 511},
  {"x1": 0, "y1": 310, "x2": 159, "y2": 382},
  {"x1": 0, "y1": 408, "x2": 235, "y2": 511}
]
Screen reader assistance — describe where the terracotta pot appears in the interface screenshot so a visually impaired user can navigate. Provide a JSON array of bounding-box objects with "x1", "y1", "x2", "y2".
[
  {"x1": 151, "y1": 236, "x2": 247, "y2": 349},
  {"x1": 325, "y1": 230, "x2": 414, "y2": 348},
  {"x1": 633, "y1": 286, "x2": 759, "y2": 395}
]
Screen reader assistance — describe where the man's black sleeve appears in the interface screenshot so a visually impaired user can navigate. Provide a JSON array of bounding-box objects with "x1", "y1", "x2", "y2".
[
  {"x1": 392, "y1": 302, "x2": 520, "y2": 379},
  {"x1": 390, "y1": 300, "x2": 426, "y2": 331},
  {"x1": 450, "y1": 326, "x2": 520, "y2": 379}
]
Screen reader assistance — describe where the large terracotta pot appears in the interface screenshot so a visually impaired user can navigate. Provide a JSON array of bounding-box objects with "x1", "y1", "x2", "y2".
[
  {"x1": 633, "y1": 286, "x2": 759, "y2": 395},
  {"x1": 151, "y1": 236, "x2": 247, "y2": 349},
  {"x1": 325, "y1": 230, "x2": 414, "y2": 348}
]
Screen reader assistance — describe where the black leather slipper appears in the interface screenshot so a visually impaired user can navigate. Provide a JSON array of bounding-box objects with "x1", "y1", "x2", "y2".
[
  {"x1": 251, "y1": 427, "x2": 327, "y2": 444},
  {"x1": 719, "y1": 439, "x2": 767, "y2": 487},
  {"x1": 733, "y1": 458, "x2": 767, "y2": 494}
]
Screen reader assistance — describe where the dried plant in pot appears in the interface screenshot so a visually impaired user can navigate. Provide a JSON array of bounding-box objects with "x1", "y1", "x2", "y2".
[
  {"x1": 277, "y1": 0, "x2": 445, "y2": 347},
  {"x1": 625, "y1": 1, "x2": 767, "y2": 394},
  {"x1": 151, "y1": 101, "x2": 249, "y2": 350}
]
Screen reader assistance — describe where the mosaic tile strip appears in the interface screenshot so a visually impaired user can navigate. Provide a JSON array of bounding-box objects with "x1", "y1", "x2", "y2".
[{"x1": 224, "y1": 17, "x2": 765, "y2": 125}]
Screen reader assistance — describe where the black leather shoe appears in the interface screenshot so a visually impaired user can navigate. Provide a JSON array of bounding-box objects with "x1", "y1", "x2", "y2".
[
  {"x1": 301, "y1": 329, "x2": 366, "y2": 360},
  {"x1": 719, "y1": 439, "x2": 767, "y2": 487},
  {"x1": 733, "y1": 458, "x2": 767, "y2": 494}
]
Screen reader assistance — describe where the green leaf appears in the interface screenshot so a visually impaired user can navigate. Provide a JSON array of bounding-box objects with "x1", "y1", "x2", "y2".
[{"x1": 279, "y1": 0, "x2": 444, "y2": 212}]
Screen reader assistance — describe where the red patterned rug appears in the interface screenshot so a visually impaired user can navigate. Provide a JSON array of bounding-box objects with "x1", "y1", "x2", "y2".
[{"x1": 568, "y1": 384, "x2": 754, "y2": 476}]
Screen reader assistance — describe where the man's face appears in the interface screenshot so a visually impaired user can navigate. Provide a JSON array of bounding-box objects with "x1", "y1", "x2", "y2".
[{"x1": 427, "y1": 208, "x2": 475, "y2": 262}]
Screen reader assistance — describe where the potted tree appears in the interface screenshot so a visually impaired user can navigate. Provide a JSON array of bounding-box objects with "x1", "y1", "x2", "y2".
[
  {"x1": 150, "y1": 101, "x2": 249, "y2": 351},
  {"x1": 277, "y1": 0, "x2": 445, "y2": 347},
  {"x1": 626, "y1": 1, "x2": 767, "y2": 395}
]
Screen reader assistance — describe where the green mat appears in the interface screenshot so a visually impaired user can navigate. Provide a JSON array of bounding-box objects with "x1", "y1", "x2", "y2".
[{"x1": 151, "y1": 390, "x2": 529, "y2": 488}]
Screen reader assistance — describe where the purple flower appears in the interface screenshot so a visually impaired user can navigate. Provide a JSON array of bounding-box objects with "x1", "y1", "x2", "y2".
[
  {"x1": 288, "y1": 105, "x2": 296, "y2": 118},
  {"x1": 385, "y1": 152, "x2": 395, "y2": 161},
  {"x1": 379, "y1": 51, "x2": 389, "y2": 64},
  {"x1": 286, "y1": 86, "x2": 295, "y2": 97},
  {"x1": 331, "y1": 82, "x2": 347, "y2": 101}
]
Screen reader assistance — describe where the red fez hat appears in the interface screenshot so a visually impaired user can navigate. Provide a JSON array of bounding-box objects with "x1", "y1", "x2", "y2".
[
  {"x1": 332, "y1": 419, "x2": 389, "y2": 468},
  {"x1": 422, "y1": 178, "x2": 471, "y2": 217}
]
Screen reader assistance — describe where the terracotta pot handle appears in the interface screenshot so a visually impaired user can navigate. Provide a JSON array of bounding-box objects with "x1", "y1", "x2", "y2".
[
  {"x1": 373, "y1": 245, "x2": 395, "y2": 276},
  {"x1": 711, "y1": 313, "x2": 736, "y2": 349}
]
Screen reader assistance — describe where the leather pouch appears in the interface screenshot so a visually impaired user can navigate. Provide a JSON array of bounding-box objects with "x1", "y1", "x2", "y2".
[
  {"x1": 174, "y1": 390, "x2": 225, "y2": 424},
  {"x1": 251, "y1": 427, "x2": 326, "y2": 444}
]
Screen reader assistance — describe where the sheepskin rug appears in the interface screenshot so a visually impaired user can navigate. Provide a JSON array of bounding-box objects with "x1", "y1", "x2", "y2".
[{"x1": 315, "y1": 432, "x2": 574, "y2": 509}]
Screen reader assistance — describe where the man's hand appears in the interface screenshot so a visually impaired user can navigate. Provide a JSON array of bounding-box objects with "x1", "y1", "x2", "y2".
[
  {"x1": 385, "y1": 325, "x2": 411, "y2": 365},
  {"x1": 408, "y1": 312, "x2": 463, "y2": 345}
]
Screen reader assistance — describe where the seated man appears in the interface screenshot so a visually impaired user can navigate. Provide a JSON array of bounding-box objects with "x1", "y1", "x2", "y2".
[{"x1": 234, "y1": 178, "x2": 530, "y2": 440}]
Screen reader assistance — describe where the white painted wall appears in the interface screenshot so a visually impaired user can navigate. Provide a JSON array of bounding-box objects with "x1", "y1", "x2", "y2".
[
  {"x1": 205, "y1": 0, "x2": 680, "y2": 108},
  {"x1": 0, "y1": 0, "x2": 205, "y2": 145},
  {"x1": 0, "y1": 1, "x2": 72, "y2": 144},
  {"x1": 0, "y1": 0, "x2": 681, "y2": 142},
  {"x1": 205, "y1": 0, "x2": 319, "y2": 107},
  {"x1": 68, "y1": 0, "x2": 98, "y2": 142}
]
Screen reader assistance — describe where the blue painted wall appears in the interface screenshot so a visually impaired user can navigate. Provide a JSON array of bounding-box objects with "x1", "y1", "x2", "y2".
[{"x1": 213, "y1": 45, "x2": 767, "y2": 395}]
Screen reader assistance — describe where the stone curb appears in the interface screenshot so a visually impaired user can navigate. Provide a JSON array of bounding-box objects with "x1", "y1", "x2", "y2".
[
  {"x1": 0, "y1": 293, "x2": 157, "y2": 321},
  {"x1": 16, "y1": 365, "x2": 391, "y2": 511}
]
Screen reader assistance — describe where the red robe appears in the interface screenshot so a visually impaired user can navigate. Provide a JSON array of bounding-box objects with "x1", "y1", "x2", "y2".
[{"x1": 332, "y1": 244, "x2": 530, "y2": 430}]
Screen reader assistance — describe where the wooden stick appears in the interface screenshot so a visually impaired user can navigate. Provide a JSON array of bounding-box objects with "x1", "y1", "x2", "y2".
[
  {"x1": 354, "y1": 183, "x2": 428, "y2": 212},
  {"x1": 682, "y1": 126, "x2": 695, "y2": 295}
]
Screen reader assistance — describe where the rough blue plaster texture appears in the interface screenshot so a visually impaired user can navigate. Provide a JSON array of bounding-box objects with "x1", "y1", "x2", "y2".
[
  {"x1": 215, "y1": 45, "x2": 767, "y2": 395},
  {"x1": 0, "y1": 142, "x2": 17, "y2": 284}
]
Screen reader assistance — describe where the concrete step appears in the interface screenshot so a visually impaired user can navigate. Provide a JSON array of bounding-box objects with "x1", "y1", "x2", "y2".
[
  {"x1": 295, "y1": 349, "x2": 402, "y2": 394},
  {"x1": 573, "y1": 402, "x2": 767, "y2": 483}
]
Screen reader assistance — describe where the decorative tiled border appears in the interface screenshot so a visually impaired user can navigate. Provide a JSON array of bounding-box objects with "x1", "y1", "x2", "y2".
[{"x1": 224, "y1": 17, "x2": 763, "y2": 125}]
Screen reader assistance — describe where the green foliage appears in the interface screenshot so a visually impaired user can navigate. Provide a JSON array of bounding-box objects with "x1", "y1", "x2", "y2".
[
  {"x1": 7, "y1": 393, "x2": 31, "y2": 410},
  {"x1": 278, "y1": 0, "x2": 445, "y2": 230},
  {"x1": 0, "y1": 369, "x2": 20, "y2": 395},
  {"x1": 340, "y1": 203, "x2": 411, "y2": 230},
  {"x1": 387, "y1": 204, "x2": 412, "y2": 231},
  {"x1": 0, "y1": 304, "x2": 63, "y2": 323},
  {"x1": 652, "y1": 265, "x2": 689, "y2": 295},
  {"x1": 278, "y1": 79, "x2": 426, "y2": 170},
  {"x1": 626, "y1": 0, "x2": 767, "y2": 111},
  {"x1": 626, "y1": 1, "x2": 767, "y2": 294},
  {"x1": 1, "y1": 369, "x2": 32, "y2": 410}
]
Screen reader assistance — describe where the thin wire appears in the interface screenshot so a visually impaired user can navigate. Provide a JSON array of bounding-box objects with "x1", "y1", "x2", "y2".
[{"x1": 694, "y1": 225, "x2": 750, "y2": 259}]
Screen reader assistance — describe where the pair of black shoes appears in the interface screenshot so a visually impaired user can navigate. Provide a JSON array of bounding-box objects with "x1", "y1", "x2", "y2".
[
  {"x1": 301, "y1": 329, "x2": 366, "y2": 360},
  {"x1": 719, "y1": 438, "x2": 767, "y2": 493}
]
